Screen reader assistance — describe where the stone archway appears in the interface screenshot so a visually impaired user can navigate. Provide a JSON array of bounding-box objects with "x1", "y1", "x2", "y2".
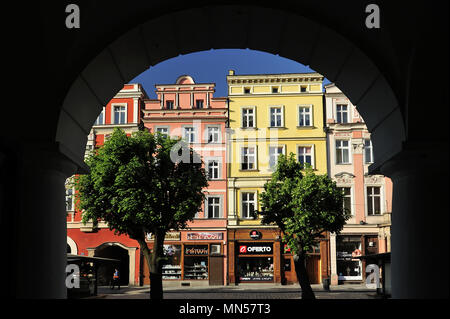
[
  {"x1": 87, "y1": 242, "x2": 137, "y2": 286},
  {"x1": 67, "y1": 236, "x2": 78, "y2": 255}
]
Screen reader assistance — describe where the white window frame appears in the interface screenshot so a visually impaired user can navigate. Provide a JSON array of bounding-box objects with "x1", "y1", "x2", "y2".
[
  {"x1": 240, "y1": 145, "x2": 258, "y2": 170},
  {"x1": 166, "y1": 100, "x2": 174, "y2": 110},
  {"x1": 268, "y1": 145, "x2": 285, "y2": 170},
  {"x1": 155, "y1": 126, "x2": 169, "y2": 136},
  {"x1": 65, "y1": 186, "x2": 74, "y2": 212},
  {"x1": 298, "y1": 105, "x2": 313, "y2": 127},
  {"x1": 335, "y1": 140, "x2": 351, "y2": 164},
  {"x1": 182, "y1": 126, "x2": 197, "y2": 143},
  {"x1": 206, "y1": 157, "x2": 222, "y2": 180},
  {"x1": 241, "y1": 106, "x2": 256, "y2": 128},
  {"x1": 94, "y1": 107, "x2": 105, "y2": 125},
  {"x1": 195, "y1": 99, "x2": 204, "y2": 109},
  {"x1": 336, "y1": 103, "x2": 349, "y2": 124},
  {"x1": 297, "y1": 144, "x2": 315, "y2": 168},
  {"x1": 366, "y1": 185, "x2": 383, "y2": 216},
  {"x1": 205, "y1": 195, "x2": 223, "y2": 219},
  {"x1": 269, "y1": 106, "x2": 284, "y2": 127},
  {"x1": 339, "y1": 186, "x2": 354, "y2": 216},
  {"x1": 112, "y1": 103, "x2": 127, "y2": 124},
  {"x1": 241, "y1": 191, "x2": 257, "y2": 219},
  {"x1": 364, "y1": 139, "x2": 374, "y2": 164},
  {"x1": 206, "y1": 125, "x2": 221, "y2": 144}
]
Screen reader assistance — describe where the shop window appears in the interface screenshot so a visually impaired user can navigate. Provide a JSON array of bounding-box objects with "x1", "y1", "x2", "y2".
[
  {"x1": 184, "y1": 245, "x2": 208, "y2": 280},
  {"x1": 238, "y1": 257, "x2": 274, "y2": 282},
  {"x1": 162, "y1": 244, "x2": 182, "y2": 280},
  {"x1": 336, "y1": 236, "x2": 362, "y2": 281}
]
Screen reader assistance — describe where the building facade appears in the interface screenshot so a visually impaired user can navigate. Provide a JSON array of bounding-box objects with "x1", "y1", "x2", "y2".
[
  {"x1": 324, "y1": 83, "x2": 392, "y2": 285},
  {"x1": 142, "y1": 75, "x2": 228, "y2": 285},
  {"x1": 226, "y1": 71, "x2": 330, "y2": 285},
  {"x1": 66, "y1": 84, "x2": 148, "y2": 287}
]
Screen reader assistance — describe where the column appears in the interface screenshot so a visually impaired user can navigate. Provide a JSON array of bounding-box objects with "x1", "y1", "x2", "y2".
[
  {"x1": 379, "y1": 148, "x2": 448, "y2": 298},
  {"x1": 329, "y1": 233, "x2": 339, "y2": 285},
  {"x1": 14, "y1": 145, "x2": 78, "y2": 298}
]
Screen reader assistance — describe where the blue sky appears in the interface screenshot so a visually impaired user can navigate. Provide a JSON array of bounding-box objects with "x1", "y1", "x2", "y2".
[{"x1": 131, "y1": 49, "x2": 330, "y2": 99}]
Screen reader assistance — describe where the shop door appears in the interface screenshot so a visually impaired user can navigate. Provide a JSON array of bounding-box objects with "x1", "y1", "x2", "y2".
[
  {"x1": 209, "y1": 256, "x2": 224, "y2": 285},
  {"x1": 306, "y1": 255, "x2": 320, "y2": 284}
]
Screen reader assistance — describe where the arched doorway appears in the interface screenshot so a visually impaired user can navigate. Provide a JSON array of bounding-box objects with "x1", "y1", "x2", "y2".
[{"x1": 94, "y1": 243, "x2": 130, "y2": 286}]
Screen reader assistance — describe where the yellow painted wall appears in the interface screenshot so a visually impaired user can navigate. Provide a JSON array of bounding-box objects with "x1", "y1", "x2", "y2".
[{"x1": 227, "y1": 77, "x2": 326, "y2": 224}]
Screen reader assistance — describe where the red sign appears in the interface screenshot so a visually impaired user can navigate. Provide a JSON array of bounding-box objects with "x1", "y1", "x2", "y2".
[{"x1": 239, "y1": 246, "x2": 247, "y2": 253}]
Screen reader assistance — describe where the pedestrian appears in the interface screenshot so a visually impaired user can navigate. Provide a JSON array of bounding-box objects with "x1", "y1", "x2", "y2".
[{"x1": 111, "y1": 268, "x2": 120, "y2": 290}]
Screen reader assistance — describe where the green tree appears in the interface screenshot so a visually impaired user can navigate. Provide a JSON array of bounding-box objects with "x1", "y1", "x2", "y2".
[
  {"x1": 75, "y1": 128, "x2": 208, "y2": 299},
  {"x1": 259, "y1": 153, "x2": 349, "y2": 299}
]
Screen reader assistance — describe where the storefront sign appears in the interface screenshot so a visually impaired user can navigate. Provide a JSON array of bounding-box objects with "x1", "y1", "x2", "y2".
[
  {"x1": 185, "y1": 245, "x2": 209, "y2": 255},
  {"x1": 187, "y1": 232, "x2": 223, "y2": 240},
  {"x1": 145, "y1": 232, "x2": 181, "y2": 241},
  {"x1": 238, "y1": 243, "x2": 273, "y2": 255},
  {"x1": 249, "y1": 230, "x2": 262, "y2": 240}
]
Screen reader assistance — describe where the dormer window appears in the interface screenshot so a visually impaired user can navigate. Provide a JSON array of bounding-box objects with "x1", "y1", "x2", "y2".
[
  {"x1": 166, "y1": 100, "x2": 174, "y2": 109},
  {"x1": 195, "y1": 100, "x2": 204, "y2": 109}
]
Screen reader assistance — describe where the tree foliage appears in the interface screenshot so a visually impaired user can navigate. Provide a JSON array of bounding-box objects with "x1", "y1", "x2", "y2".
[
  {"x1": 74, "y1": 128, "x2": 208, "y2": 299},
  {"x1": 260, "y1": 153, "x2": 349, "y2": 253}
]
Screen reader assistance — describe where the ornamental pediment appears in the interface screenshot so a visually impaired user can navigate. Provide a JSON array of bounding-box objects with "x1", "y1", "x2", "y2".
[{"x1": 335, "y1": 172, "x2": 355, "y2": 184}]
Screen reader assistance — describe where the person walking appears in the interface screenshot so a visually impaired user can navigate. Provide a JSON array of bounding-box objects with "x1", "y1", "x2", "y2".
[{"x1": 111, "y1": 268, "x2": 120, "y2": 290}]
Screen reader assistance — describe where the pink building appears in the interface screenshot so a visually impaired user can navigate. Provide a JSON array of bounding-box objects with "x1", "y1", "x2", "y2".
[
  {"x1": 142, "y1": 75, "x2": 228, "y2": 286},
  {"x1": 324, "y1": 83, "x2": 392, "y2": 286}
]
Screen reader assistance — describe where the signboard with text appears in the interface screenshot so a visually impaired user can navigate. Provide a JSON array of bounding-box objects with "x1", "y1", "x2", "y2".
[
  {"x1": 187, "y1": 232, "x2": 223, "y2": 240},
  {"x1": 238, "y1": 243, "x2": 273, "y2": 255}
]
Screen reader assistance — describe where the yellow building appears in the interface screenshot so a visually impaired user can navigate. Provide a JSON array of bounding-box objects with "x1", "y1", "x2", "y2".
[{"x1": 226, "y1": 70, "x2": 328, "y2": 285}]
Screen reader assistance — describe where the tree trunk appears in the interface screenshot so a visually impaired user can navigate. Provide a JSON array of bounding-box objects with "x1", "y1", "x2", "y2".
[
  {"x1": 136, "y1": 230, "x2": 164, "y2": 300},
  {"x1": 149, "y1": 229, "x2": 165, "y2": 300},
  {"x1": 294, "y1": 252, "x2": 316, "y2": 299}
]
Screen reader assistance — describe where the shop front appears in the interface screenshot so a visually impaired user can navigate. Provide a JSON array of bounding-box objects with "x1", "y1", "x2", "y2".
[
  {"x1": 227, "y1": 228, "x2": 282, "y2": 285},
  {"x1": 142, "y1": 231, "x2": 226, "y2": 285},
  {"x1": 336, "y1": 234, "x2": 378, "y2": 283}
]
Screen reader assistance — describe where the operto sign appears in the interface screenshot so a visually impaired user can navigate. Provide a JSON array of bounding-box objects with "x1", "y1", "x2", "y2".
[{"x1": 239, "y1": 243, "x2": 273, "y2": 255}]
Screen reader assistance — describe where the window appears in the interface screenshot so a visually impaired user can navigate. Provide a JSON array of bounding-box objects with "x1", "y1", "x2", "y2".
[
  {"x1": 242, "y1": 192, "x2": 256, "y2": 219},
  {"x1": 241, "y1": 147, "x2": 256, "y2": 170},
  {"x1": 242, "y1": 108, "x2": 255, "y2": 128},
  {"x1": 340, "y1": 187, "x2": 352, "y2": 215},
  {"x1": 244, "y1": 87, "x2": 251, "y2": 94},
  {"x1": 166, "y1": 100, "x2": 174, "y2": 109},
  {"x1": 94, "y1": 108, "x2": 104, "y2": 125},
  {"x1": 367, "y1": 186, "x2": 381, "y2": 215},
  {"x1": 113, "y1": 105, "x2": 126, "y2": 124},
  {"x1": 364, "y1": 139, "x2": 374, "y2": 164},
  {"x1": 65, "y1": 188, "x2": 74, "y2": 211},
  {"x1": 206, "y1": 197, "x2": 221, "y2": 218},
  {"x1": 336, "y1": 104, "x2": 349, "y2": 123},
  {"x1": 269, "y1": 146, "x2": 284, "y2": 169},
  {"x1": 300, "y1": 86, "x2": 307, "y2": 92},
  {"x1": 155, "y1": 127, "x2": 169, "y2": 136},
  {"x1": 207, "y1": 160, "x2": 220, "y2": 179},
  {"x1": 272, "y1": 87, "x2": 278, "y2": 93},
  {"x1": 207, "y1": 126, "x2": 220, "y2": 143},
  {"x1": 183, "y1": 127, "x2": 196, "y2": 143},
  {"x1": 298, "y1": 146, "x2": 312, "y2": 167},
  {"x1": 336, "y1": 140, "x2": 350, "y2": 164},
  {"x1": 298, "y1": 106, "x2": 312, "y2": 126},
  {"x1": 195, "y1": 100, "x2": 204, "y2": 109},
  {"x1": 270, "y1": 107, "x2": 283, "y2": 127}
]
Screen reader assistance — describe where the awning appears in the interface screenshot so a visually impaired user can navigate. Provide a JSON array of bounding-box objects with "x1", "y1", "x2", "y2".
[{"x1": 67, "y1": 254, "x2": 120, "y2": 264}]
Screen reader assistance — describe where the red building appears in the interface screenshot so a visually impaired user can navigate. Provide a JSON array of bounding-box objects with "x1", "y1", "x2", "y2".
[{"x1": 66, "y1": 84, "x2": 148, "y2": 287}]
